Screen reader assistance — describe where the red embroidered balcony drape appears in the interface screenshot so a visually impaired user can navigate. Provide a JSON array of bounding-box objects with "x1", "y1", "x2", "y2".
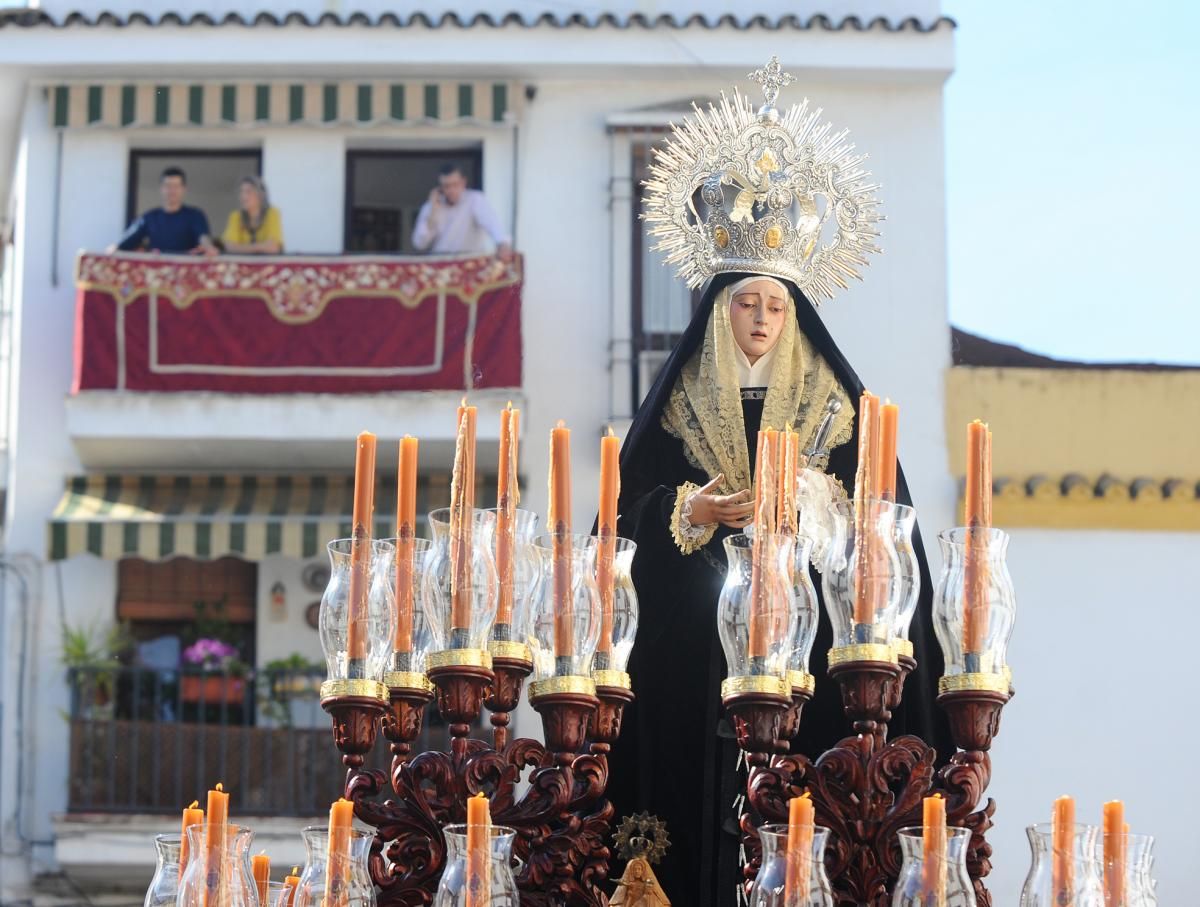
[{"x1": 73, "y1": 252, "x2": 522, "y2": 394}]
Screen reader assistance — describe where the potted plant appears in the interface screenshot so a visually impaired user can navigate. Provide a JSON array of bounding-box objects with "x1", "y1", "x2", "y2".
[
  {"x1": 265, "y1": 653, "x2": 325, "y2": 696},
  {"x1": 61, "y1": 620, "x2": 133, "y2": 718},
  {"x1": 180, "y1": 638, "x2": 249, "y2": 704},
  {"x1": 257, "y1": 652, "x2": 325, "y2": 727}
]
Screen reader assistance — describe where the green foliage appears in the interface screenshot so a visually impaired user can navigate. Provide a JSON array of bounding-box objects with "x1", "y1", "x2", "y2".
[
  {"x1": 60, "y1": 619, "x2": 128, "y2": 716},
  {"x1": 60, "y1": 623, "x2": 105, "y2": 669},
  {"x1": 261, "y1": 652, "x2": 324, "y2": 673},
  {"x1": 256, "y1": 651, "x2": 325, "y2": 727},
  {"x1": 182, "y1": 597, "x2": 234, "y2": 646},
  {"x1": 60, "y1": 618, "x2": 132, "y2": 668},
  {"x1": 105, "y1": 620, "x2": 136, "y2": 660}
]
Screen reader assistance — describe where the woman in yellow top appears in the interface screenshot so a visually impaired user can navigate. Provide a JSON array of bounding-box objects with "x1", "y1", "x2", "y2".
[{"x1": 220, "y1": 176, "x2": 284, "y2": 254}]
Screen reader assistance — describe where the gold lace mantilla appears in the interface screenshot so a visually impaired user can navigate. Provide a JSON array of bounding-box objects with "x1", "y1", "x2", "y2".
[{"x1": 661, "y1": 286, "x2": 854, "y2": 497}]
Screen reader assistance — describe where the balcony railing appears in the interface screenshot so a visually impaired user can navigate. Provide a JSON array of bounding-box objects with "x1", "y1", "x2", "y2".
[
  {"x1": 72, "y1": 252, "x2": 523, "y2": 395},
  {"x1": 66, "y1": 666, "x2": 420, "y2": 816}
]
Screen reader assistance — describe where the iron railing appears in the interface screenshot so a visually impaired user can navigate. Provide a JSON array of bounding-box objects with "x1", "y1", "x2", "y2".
[{"x1": 65, "y1": 666, "x2": 425, "y2": 816}]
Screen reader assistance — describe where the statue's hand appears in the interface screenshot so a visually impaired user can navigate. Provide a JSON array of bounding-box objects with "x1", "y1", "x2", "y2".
[{"x1": 688, "y1": 474, "x2": 753, "y2": 529}]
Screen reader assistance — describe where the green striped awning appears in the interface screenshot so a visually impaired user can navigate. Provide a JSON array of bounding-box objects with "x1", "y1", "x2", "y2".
[
  {"x1": 47, "y1": 80, "x2": 514, "y2": 130},
  {"x1": 47, "y1": 473, "x2": 459, "y2": 562}
]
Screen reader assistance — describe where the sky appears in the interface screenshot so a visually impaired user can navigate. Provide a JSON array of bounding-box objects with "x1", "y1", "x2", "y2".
[{"x1": 944, "y1": 0, "x2": 1199, "y2": 364}]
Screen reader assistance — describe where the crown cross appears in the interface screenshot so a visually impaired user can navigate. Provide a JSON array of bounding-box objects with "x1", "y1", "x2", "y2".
[{"x1": 748, "y1": 56, "x2": 794, "y2": 108}]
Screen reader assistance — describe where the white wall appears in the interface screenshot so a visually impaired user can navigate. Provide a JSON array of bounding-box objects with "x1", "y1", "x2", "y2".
[
  {"x1": 984, "y1": 529, "x2": 1197, "y2": 903},
  {"x1": 255, "y1": 554, "x2": 325, "y2": 669},
  {"x1": 813, "y1": 81, "x2": 956, "y2": 558},
  {"x1": 0, "y1": 554, "x2": 117, "y2": 892},
  {"x1": 255, "y1": 554, "x2": 329, "y2": 731},
  {"x1": 2, "y1": 88, "x2": 84, "y2": 892},
  {"x1": 262, "y1": 132, "x2": 345, "y2": 253}
]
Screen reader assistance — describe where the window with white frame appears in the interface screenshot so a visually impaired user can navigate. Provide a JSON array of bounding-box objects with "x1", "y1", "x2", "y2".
[{"x1": 631, "y1": 141, "x2": 698, "y2": 405}]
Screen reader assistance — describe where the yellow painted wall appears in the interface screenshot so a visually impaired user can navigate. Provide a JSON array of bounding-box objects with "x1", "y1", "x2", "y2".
[
  {"x1": 944, "y1": 367, "x2": 1200, "y2": 530},
  {"x1": 945, "y1": 367, "x2": 1200, "y2": 477}
]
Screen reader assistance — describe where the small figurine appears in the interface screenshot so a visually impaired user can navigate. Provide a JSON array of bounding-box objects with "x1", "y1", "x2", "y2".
[
  {"x1": 611, "y1": 857, "x2": 670, "y2": 907},
  {"x1": 612, "y1": 813, "x2": 671, "y2": 907}
]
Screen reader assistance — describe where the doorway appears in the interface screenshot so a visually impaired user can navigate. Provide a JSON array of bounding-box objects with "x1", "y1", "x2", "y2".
[
  {"x1": 127, "y1": 149, "x2": 262, "y2": 233},
  {"x1": 343, "y1": 148, "x2": 484, "y2": 254}
]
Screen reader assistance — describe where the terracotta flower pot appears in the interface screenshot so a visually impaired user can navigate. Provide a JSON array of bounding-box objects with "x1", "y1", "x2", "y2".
[{"x1": 181, "y1": 675, "x2": 246, "y2": 705}]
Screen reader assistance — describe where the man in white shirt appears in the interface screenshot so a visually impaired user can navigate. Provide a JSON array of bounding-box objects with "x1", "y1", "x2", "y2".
[{"x1": 411, "y1": 163, "x2": 513, "y2": 260}]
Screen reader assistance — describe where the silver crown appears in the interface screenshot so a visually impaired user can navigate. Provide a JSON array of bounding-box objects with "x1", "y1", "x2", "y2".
[{"x1": 643, "y1": 56, "x2": 882, "y2": 302}]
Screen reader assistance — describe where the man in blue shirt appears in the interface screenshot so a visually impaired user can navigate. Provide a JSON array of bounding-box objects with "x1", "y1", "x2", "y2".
[{"x1": 114, "y1": 166, "x2": 217, "y2": 255}]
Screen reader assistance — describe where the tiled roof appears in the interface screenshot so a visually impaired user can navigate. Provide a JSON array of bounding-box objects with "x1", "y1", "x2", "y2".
[
  {"x1": 0, "y1": 8, "x2": 955, "y2": 32},
  {"x1": 970, "y1": 473, "x2": 1200, "y2": 531},
  {"x1": 950, "y1": 327, "x2": 1197, "y2": 372}
]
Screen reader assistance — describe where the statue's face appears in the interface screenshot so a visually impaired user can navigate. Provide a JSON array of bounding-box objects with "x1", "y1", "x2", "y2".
[{"x1": 729, "y1": 279, "x2": 788, "y2": 364}]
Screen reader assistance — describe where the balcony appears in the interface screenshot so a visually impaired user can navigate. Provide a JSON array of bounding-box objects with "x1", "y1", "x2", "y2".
[
  {"x1": 66, "y1": 252, "x2": 524, "y2": 470},
  {"x1": 64, "y1": 665, "x2": 398, "y2": 817},
  {"x1": 57, "y1": 664, "x2": 437, "y2": 886}
]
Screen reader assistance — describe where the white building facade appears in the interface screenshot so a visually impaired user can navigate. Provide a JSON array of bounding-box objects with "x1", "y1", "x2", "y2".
[{"x1": 0, "y1": 0, "x2": 967, "y2": 899}]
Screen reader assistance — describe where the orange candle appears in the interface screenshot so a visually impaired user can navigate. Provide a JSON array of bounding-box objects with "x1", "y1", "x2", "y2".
[
  {"x1": 347, "y1": 432, "x2": 376, "y2": 666},
  {"x1": 772, "y1": 427, "x2": 798, "y2": 651},
  {"x1": 204, "y1": 784, "x2": 229, "y2": 907},
  {"x1": 854, "y1": 392, "x2": 879, "y2": 503},
  {"x1": 394, "y1": 435, "x2": 419, "y2": 654},
  {"x1": 1052, "y1": 795, "x2": 1075, "y2": 905},
  {"x1": 747, "y1": 428, "x2": 777, "y2": 661},
  {"x1": 852, "y1": 392, "x2": 880, "y2": 628},
  {"x1": 962, "y1": 420, "x2": 991, "y2": 656},
  {"x1": 455, "y1": 401, "x2": 478, "y2": 505},
  {"x1": 495, "y1": 403, "x2": 520, "y2": 628},
  {"x1": 983, "y1": 429, "x2": 993, "y2": 526},
  {"x1": 921, "y1": 794, "x2": 946, "y2": 903},
  {"x1": 464, "y1": 405, "x2": 477, "y2": 511},
  {"x1": 758, "y1": 427, "x2": 779, "y2": 536},
  {"x1": 549, "y1": 422, "x2": 574, "y2": 660},
  {"x1": 1103, "y1": 801, "x2": 1124, "y2": 906},
  {"x1": 963, "y1": 420, "x2": 987, "y2": 527},
  {"x1": 450, "y1": 406, "x2": 477, "y2": 637},
  {"x1": 776, "y1": 425, "x2": 799, "y2": 536},
  {"x1": 784, "y1": 793, "x2": 814, "y2": 900},
  {"x1": 879, "y1": 401, "x2": 899, "y2": 502},
  {"x1": 596, "y1": 427, "x2": 620, "y2": 660},
  {"x1": 325, "y1": 798, "x2": 355, "y2": 907},
  {"x1": 1121, "y1": 822, "x2": 1129, "y2": 893},
  {"x1": 178, "y1": 800, "x2": 204, "y2": 880},
  {"x1": 281, "y1": 867, "x2": 300, "y2": 907},
  {"x1": 787, "y1": 429, "x2": 799, "y2": 516},
  {"x1": 466, "y1": 792, "x2": 491, "y2": 907},
  {"x1": 252, "y1": 852, "x2": 270, "y2": 906}
]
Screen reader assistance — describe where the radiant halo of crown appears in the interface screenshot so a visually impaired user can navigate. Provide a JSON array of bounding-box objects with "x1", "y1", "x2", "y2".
[{"x1": 643, "y1": 56, "x2": 882, "y2": 302}]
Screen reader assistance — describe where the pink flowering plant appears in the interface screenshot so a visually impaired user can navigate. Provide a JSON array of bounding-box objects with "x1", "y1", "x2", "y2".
[{"x1": 182, "y1": 638, "x2": 247, "y2": 675}]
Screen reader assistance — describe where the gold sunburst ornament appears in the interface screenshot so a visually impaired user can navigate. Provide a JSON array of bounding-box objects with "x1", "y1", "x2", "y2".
[
  {"x1": 614, "y1": 812, "x2": 671, "y2": 865},
  {"x1": 643, "y1": 55, "x2": 883, "y2": 301}
]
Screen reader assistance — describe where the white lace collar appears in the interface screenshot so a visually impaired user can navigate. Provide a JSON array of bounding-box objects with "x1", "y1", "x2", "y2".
[{"x1": 733, "y1": 336, "x2": 779, "y2": 388}]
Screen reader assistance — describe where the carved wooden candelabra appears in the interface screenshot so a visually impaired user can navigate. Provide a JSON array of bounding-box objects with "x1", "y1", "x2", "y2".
[
  {"x1": 732, "y1": 651, "x2": 1011, "y2": 906},
  {"x1": 323, "y1": 653, "x2": 633, "y2": 907}
]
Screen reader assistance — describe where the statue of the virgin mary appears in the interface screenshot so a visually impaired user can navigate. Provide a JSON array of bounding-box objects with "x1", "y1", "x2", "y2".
[{"x1": 605, "y1": 58, "x2": 954, "y2": 906}]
